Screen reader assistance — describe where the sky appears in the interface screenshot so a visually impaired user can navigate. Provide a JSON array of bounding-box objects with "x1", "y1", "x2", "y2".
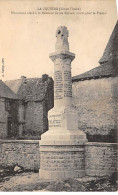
[{"x1": 0, "y1": 0, "x2": 117, "y2": 81}]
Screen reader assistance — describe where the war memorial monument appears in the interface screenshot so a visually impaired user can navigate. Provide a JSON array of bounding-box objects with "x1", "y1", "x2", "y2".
[{"x1": 39, "y1": 26, "x2": 87, "y2": 179}]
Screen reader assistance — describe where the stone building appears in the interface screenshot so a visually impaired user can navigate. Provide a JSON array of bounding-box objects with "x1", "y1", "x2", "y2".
[
  {"x1": 72, "y1": 21, "x2": 118, "y2": 142},
  {"x1": 4, "y1": 74, "x2": 54, "y2": 139},
  {"x1": 0, "y1": 80, "x2": 19, "y2": 139}
]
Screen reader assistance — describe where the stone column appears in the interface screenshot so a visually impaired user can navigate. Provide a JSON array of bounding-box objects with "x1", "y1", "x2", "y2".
[
  {"x1": 39, "y1": 26, "x2": 87, "y2": 179},
  {"x1": 18, "y1": 101, "x2": 25, "y2": 136}
]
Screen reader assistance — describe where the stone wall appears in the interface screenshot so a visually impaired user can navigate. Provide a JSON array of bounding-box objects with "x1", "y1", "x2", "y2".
[
  {"x1": 0, "y1": 98, "x2": 7, "y2": 138},
  {"x1": 72, "y1": 76, "x2": 118, "y2": 142},
  {"x1": 0, "y1": 140, "x2": 40, "y2": 170},
  {"x1": 23, "y1": 102, "x2": 44, "y2": 137},
  {"x1": 0, "y1": 140, "x2": 117, "y2": 177},
  {"x1": 85, "y1": 142, "x2": 118, "y2": 177}
]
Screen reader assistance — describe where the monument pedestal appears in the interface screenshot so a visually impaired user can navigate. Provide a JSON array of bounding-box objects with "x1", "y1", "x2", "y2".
[
  {"x1": 39, "y1": 26, "x2": 87, "y2": 179},
  {"x1": 39, "y1": 142, "x2": 86, "y2": 180},
  {"x1": 39, "y1": 107, "x2": 87, "y2": 180},
  {"x1": 39, "y1": 138, "x2": 87, "y2": 179}
]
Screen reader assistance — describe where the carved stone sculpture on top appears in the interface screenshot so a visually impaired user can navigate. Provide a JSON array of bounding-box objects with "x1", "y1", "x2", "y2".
[{"x1": 55, "y1": 26, "x2": 69, "y2": 52}]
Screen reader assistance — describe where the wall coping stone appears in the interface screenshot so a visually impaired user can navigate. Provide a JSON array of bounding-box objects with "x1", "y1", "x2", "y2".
[
  {"x1": 1, "y1": 140, "x2": 118, "y2": 147},
  {"x1": 0, "y1": 139, "x2": 40, "y2": 144},
  {"x1": 86, "y1": 142, "x2": 118, "y2": 147}
]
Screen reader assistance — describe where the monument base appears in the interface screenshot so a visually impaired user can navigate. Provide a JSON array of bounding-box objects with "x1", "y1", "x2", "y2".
[{"x1": 39, "y1": 131, "x2": 87, "y2": 179}]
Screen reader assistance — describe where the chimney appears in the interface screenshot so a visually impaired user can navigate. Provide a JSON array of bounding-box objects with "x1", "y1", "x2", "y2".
[
  {"x1": 42, "y1": 74, "x2": 48, "y2": 82},
  {"x1": 20, "y1": 76, "x2": 27, "y2": 80}
]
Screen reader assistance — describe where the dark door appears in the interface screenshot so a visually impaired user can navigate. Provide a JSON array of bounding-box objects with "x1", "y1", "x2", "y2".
[{"x1": 8, "y1": 117, "x2": 13, "y2": 137}]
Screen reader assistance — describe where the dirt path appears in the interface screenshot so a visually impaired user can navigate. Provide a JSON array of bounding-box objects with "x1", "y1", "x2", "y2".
[
  {"x1": 0, "y1": 172, "x2": 51, "y2": 191},
  {"x1": 0, "y1": 172, "x2": 117, "y2": 192}
]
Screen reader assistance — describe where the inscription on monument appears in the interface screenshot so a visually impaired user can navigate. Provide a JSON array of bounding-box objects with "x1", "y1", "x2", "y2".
[
  {"x1": 64, "y1": 70, "x2": 72, "y2": 97},
  {"x1": 54, "y1": 70, "x2": 63, "y2": 99},
  {"x1": 54, "y1": 70, "x2": 72, "y2": 99},
  {"x1": 49, "y1": 114, "x2": 61, "y2": 128}
]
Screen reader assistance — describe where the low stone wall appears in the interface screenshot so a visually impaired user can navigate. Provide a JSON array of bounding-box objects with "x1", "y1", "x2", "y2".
[
  {"x1": 0, "y1": 140, "x2": 117, "y2": 177},
  {"x1": 0, "y1": 140, "x2": 40, "y2": 170},
  {"x1": 85, "y1": 142, "x2": 118, "y2": 176}
]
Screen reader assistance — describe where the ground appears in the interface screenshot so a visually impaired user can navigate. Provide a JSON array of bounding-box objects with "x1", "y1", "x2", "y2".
[{"x1": 0, "y1": 169, "x2": 117, "y2": 192}]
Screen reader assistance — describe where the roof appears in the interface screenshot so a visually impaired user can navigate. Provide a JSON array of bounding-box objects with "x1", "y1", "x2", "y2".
[
  {"x1": 5, "y1": 75, "x2": 53, "y2": 102},
  {"x1": 72, "y1": 63, "x2": 117, "y2": 82},
  {"x1": 73, "y1": 20, "x2": 118, "y2": 82},
  {"x1": 99, "y1": 21, "x2": 118, "y2": 64},
  {"x1": 0, "y1": 80, "x2": 18, "y2": 99},
  {"x1": 17, "y1": 77, "x2": 47, "y2": 101},
  {"x1": 5, "y1": 79, "x2": 22, "y2": 94}
]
